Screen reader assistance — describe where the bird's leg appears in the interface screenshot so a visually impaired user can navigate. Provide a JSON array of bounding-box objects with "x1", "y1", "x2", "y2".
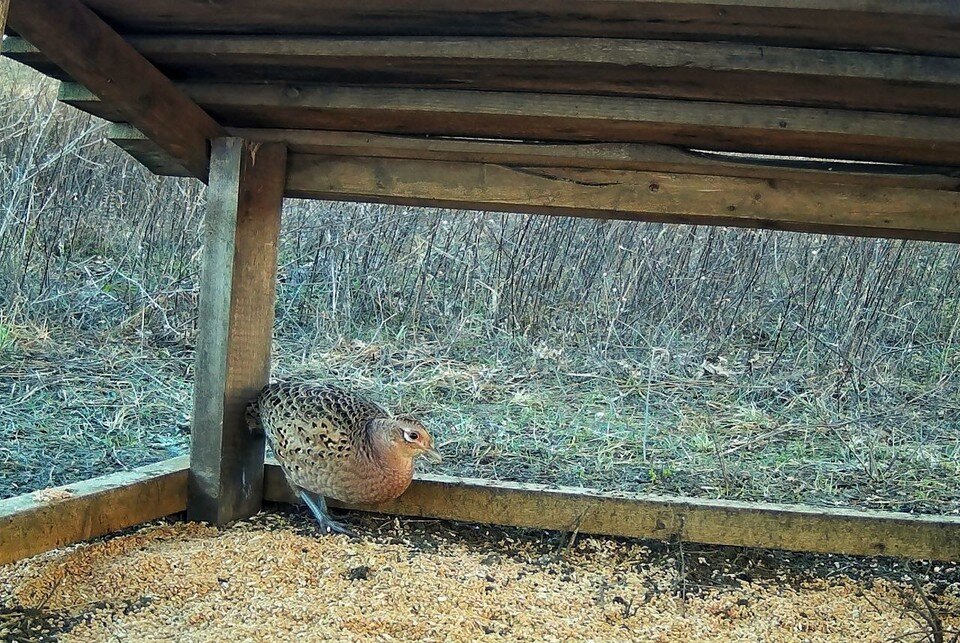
[{"x1": 296, "y1": 488, "x2": 356, "y2": 537}]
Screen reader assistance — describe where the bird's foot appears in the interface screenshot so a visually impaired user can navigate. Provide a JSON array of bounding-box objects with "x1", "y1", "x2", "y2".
[
  {"x1": 315, "y1": 514, "x2": 357, "y2": 537},
  {"x1": 297, "y1": 488, "x2": 357, "y2": 538}
]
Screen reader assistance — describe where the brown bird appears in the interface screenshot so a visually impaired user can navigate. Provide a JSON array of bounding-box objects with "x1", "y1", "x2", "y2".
[{"x1": 247, "y1": 381, "x2": 441, "y2": 535}]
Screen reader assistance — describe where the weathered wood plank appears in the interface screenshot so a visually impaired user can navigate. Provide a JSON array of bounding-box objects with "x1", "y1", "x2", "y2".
[
  {"x1": 62, "y1": 1, "x2": 960, "y2": 56},
  {"x1": 6, "y1": 0, "x2": 224, "y2": 180},
  {"x1": 188, "y1": 138, "x2": 286, "y2": 525},
  {"x1": 285, "y1": 155, "x2": 960, "y2": 242},
  {"x1": 107, "y1": 124, "x2": 960, "y2": 191},
  {"x1": 0, "y1": 1, "x2": 9, "y2": 44},
  {"x1": 61, "y1": 83, "x2": 960, "y2": 166},
  {"x1": 108, "y1": 127, "x2": 193, "y2": 177},
  {"x1": 263, "y1": 462, "x2": 960, "y2": 561},
  {"x1": 0, "y1": 457, "x2": 188, "y2": 566},
  {"x1": 241, "y1": 129, "x2": 960, "y2": 190},
  {"x1": 10, "y1": 35, "x2": 960, "y2": 115}
]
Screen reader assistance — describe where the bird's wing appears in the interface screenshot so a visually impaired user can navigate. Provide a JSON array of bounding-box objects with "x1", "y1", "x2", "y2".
[{"x1": 257, "y1": 382, "x2": 387, "y2": 461}]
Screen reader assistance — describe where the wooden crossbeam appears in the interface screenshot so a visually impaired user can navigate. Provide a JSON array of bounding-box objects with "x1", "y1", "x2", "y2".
[
  {"x1": 0, "y1": 457, "x2": 189, "y2": 566},
  {"x1": 285, "y1": 155, "x2": 960, "y2": 242},
  {"x1": 7, "y1": 0, "x2": 224, "y2": 181},
  {"x1": 8, "y1": 35, "x2": 960, "y2": 115},
  {"x1": 263, "y1": 462, "x2": 960, "y2": 561},
  {"x1": 60, "y1": 83, "x2": 960, "y2": 166},
  {"x1": 107, "y1": 125, "x2": 960, "y2": 191},
  {"x1": 188, "y1": 138, "x2": 286, "y2": 525},
  {"x1": 53, "y1": 1, "x2": 960, "y2": 56},
  {"x1": 238, "y1": 129, "x2": 960, "y2": 190}
]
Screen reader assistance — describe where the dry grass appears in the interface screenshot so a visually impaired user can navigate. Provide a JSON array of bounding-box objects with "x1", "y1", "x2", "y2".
[
  {"x1": 0, "y1": 59, "x2": 958, "y2": 516},
  {"x1": 1, "y1": 511, "x2": 959, "y2": 642}
]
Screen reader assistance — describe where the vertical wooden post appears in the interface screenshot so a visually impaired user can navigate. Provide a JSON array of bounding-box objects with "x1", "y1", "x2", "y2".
[
  {"x1": 0, "y1": 0, "x2": 9, "y2": 44},
  {"x1": 188, "y1": 138, "x2": 286, "y2": 524}
]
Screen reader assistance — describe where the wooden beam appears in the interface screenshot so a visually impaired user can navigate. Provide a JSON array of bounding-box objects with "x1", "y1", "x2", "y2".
[
  {"x1": 7, "y1": 0, "x2": 224, "y2": 181},
  {"x1": 63, "y1": 1, "x2": 960, "y2": 56},
  {"x1": 107, "y1": 125, "x2": 960, "y2": 190},
  {"x1": 10, "y1": 35, "x2": 960, "y2": 115},
  {"x1": 0, "y1": 1, "x2": 8, "y2": 43},
  {"x1": 240, "y1": 129, "x2": 960, "y2": 190},
  {"x1": 263, "y1": 461, "x2": 960, "y2": 561},
  {"x1": 0, "y1": 457, "x2": 188, "y2": 566},
  {"x1": 285, "y1": 155, "x2": 960, "y2": 242},
  {"x1": 61, "y1": 83, "x2": 960, "y2": 166},
  {"x1": 188, "y1": 138, "x2": 286, "y2": 525}
]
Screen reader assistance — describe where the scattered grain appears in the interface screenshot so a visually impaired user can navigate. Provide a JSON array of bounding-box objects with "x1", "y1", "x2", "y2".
[{"x1": 1, "y1": 512, "x2": 957, "y2": 642}]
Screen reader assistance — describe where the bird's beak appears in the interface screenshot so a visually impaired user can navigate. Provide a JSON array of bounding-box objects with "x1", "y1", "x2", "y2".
[{"x1": 423, "y1": 448, "x2": 443, "y2": 464}]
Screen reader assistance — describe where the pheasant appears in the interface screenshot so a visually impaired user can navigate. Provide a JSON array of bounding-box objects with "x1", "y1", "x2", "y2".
[{"x1": 247, "y1": 382, "x2": 441, "y2": 535}]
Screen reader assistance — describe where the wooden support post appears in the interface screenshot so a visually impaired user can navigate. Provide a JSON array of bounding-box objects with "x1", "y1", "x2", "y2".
[
  {"x1": 189, "y1": 138, "x2": 286, "y2": 524},
  {"x1": 0, "y1": 1, "x2": 8, "y2": 43}
]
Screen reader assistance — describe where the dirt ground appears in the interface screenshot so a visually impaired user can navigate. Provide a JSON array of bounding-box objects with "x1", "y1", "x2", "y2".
[{"x1": 1, "y1": 507, "x2": 958, "y2": 642}]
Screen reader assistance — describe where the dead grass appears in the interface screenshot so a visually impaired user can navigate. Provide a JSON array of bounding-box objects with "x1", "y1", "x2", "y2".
[{"x1": 0, "y1": 59, "x2": 958, "y2": 518}]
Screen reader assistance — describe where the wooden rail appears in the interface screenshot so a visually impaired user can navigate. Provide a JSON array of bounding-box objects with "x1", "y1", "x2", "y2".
[
  {"x1": 108, "y1": 125, "x2": 960, "y2": 191},
  {"x1": 2, "y1": 458, "x2": 957, "y2": 565},
  {"x1": 284, "y1": 155, "x2": 960, "y2": 242},
  {"x1": 0, "y1": 457, "x2": 189, "y2": 566},
  {"x1": 263, "y1": 461, "x2": 960, "y2": 562}
]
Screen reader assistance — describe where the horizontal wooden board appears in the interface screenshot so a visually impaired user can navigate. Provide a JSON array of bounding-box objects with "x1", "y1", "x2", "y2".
[
  {"x1": 53, "y1": 1, "x2": 960, "y2": 56},
  {"x1": 61, "y1": 83, "x2": 960, "y2": 166},
  {"x1": 8, "y1": 36, "x2": 960, "y2": 115},
  {"x1": 284, "y1": 154, "x2": 960, "y2": 242},
  {"x1": 237, "y1": 129, "x2": 960, "y2": 190},
  {"x1": 108, "y1": 124, "x2": 960, "y2": 192},
  {"x1": 263, "y1": 462, "x2": 960, "y2": 561},
  {"x1": 0, "y1": 456, "x2": 189, "y2": 565}
]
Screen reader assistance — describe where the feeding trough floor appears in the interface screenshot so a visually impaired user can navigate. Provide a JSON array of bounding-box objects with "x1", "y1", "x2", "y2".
[{"x1": 1, "y1": 508, "x2": 958, "y2": 642}]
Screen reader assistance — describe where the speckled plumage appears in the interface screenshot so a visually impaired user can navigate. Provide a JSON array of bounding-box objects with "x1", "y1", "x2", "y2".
[{"x1": 247, "y1": 382, "x2": 436, "y2": 506}]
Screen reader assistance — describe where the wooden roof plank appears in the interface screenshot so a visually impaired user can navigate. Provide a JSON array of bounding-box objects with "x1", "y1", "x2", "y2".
[
  {"x1": 62, "y1": 83, "x2": 960, "y2": 166},
  {"x1": 7, "y1": 0, "x2": 225, "y2": 181},
  {"x1": 66, "y1": 1, "x2": 960, "y2": 56},
  {"x1": 9, "y1": 35, "x2": 960, "y2": 115},
  {"x1": 284, "y1": 154, "x2": 960, "y2": 242}
]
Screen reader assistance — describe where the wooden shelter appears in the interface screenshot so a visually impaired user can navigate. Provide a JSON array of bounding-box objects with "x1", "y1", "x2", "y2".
[{"x1": 1, "y1": 0, "x2": 959, "y2": 565}]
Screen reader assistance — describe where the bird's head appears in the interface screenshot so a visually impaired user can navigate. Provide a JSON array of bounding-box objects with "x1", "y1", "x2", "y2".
[{"x1": 371, "y1": 418, "x2": 442, "y2": 464}]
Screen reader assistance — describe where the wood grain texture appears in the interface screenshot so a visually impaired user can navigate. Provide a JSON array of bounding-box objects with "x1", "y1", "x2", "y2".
[
  {"x1": 239, "y1": 129, "x2": 960, "y2": 190},
  {"x1": 263, "y1": 461, "x2": 960, "y2": 561},
  {"x1": 61, "y1": 83, "x2": 960, "y2": 166},
  {"x1": 0, "y1": 457, "x2": 188, "y2": 565},
  {"x1": 107, "y1": 124, "x2": 960, "y2": 191},
  {"x1": 10, "y1": 35, "x2": 960, "y2": 115},
  {"x1": 60, "y1": 1, "x2": 960, "y2": 56},
  {"x1": 6, "y1": 0, "x2": 224, "y2": 180},
  {"x1": 286, "y1": 155, "x2": 960, "y2": 242},
  {"x1": 0, "y1": 0, "x2": 8, "y2": 43},
  {"x1": 189, "y1": 138, "x2": 286, "y2": 525}
]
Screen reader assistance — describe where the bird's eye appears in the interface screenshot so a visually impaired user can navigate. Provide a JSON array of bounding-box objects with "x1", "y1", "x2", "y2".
[{"x1": 407, "y1": 431, "x2": 420, "y2": 441}]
